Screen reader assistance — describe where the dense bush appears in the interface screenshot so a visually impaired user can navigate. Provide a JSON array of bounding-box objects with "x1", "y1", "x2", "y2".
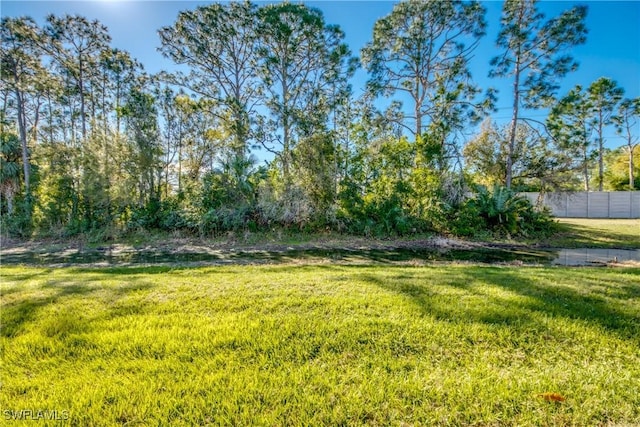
[
  {"x1": 2, "y1": 196, "x2": 33, "y2": 238},
  {"x1": 127, "y1": 197, "x2": 191, "y2": 231},
  {"x1": 450, "y1": 185, "x2": 555, "y2": 238}
]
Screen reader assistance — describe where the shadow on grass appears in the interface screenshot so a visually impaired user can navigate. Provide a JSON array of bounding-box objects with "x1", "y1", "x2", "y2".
[
  {"x1": 360, "y1": 271, "x2": 536, "y2": 327},
  {"x1": 1, "y1": 274, "x2": 156, "y2": 338},
  {"x1": 598, "y1": 271, "x2": 640, "y2": 300},
  {"x1": 546, "y1": 222, "x2": 640, "y2": 249},
  {"x1": 470, "y1": 269, "x2": 639, "y2": 340},
  {"x1": 363, "y1": 267, "x2": 640, "y2": 344},
  {"x1": 0, "y1": 268, "x2": 55, "y2": 283}
]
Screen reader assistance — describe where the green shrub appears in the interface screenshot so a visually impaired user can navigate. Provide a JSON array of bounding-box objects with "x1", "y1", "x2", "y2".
[
  {"x1": 449, "y1": 203, "x2": 485, "y2": 237},
  {"x1": 452, "y1": 185, "x2": 555, "y2": 238},
  {"x1": 127, "y1": 197, "x2": 190, "y2": 232}
]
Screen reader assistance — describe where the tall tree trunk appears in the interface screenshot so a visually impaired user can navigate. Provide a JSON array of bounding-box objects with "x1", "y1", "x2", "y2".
[
  {"x1": 598, "y1": 111, "x2": 604, "y2": 191},
  {"x1": 232, "y1": 83, "x2": 246, "y2": 164},
  {"x1": 415, "y1": 77, "x2": 421, "y2": 139},
  {"x1": 178, "y1": 130, "x2": 182, "y2": 193},
  {"x1": 79, "y1": 57, "x2": 87, "y2": 141},
  {"x1": 115, "y1": 79, "x2": 121, "y2": 135},
  {"x1": 14, "y1": 88, "x2": 31, "y2": 197},
  {"x1": 90, "y1": 84, "x2": 97, "y2": 139},
  {"x1": 506, "y1": 61, "x2": 521, "y2": 189},
  {"x1": 46, "y1": 87, "x2": 55, "y2": 144},
  {"x1": 70, "y1": 102, "x2": 77, "y2": 147},
  {"x1": 283, "y1": 112, "x2": 290, "y2": 186},
  {"x1": 31, "y1": 96, "x2": 41, "y2": 146},
  {"x1": 0, "y1": 90, "x2": 8, "y2": 135},
  {"x1": 630, "y1": 145, "x2": 636, "y2": 190},
  {"x1": 282, "y1": 72, "x2": 291, "y2": 189},
  {"x1": 102, "y1": 73, "x2": 112, "y2": 222},
  {"x1": 582, "y1": 148, "x2": 589, "y2": 191},
  {"x1": 165, "y1": 120, "x2": 170, "y2": 199}
]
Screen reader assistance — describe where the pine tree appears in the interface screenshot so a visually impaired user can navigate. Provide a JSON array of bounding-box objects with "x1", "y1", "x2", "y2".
[{"x1": 490, "y1": 0, "x2": 587, "y2": 188}]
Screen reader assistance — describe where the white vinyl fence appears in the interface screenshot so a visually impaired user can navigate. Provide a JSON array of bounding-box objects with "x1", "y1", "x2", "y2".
[{"x1": 521, "y1": 192, "x2": 640, "y2": 218}]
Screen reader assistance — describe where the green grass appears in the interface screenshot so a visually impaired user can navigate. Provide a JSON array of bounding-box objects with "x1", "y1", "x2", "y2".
[
  {"x1": 1, "y1": 265, "x2": 639, "y2": 426},
  {"x1": 540, "y1": 218, "x2": 640, "y2": 249}
]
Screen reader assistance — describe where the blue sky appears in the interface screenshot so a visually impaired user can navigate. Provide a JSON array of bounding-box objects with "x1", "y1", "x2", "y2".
[{"x1": 2, "y1": 0, "x2": 639, "y2": 149}]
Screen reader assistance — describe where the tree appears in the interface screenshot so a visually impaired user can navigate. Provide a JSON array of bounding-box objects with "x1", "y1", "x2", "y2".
[
  {"x1": 335, "y1": 95, "x2": 422, "y2": 235},
  {"x1": 464, "y1": 119, "x2": 506, "y2": 186},
  {"x1": 96, "y1": 48, "x2": 142, "y2": 224},
  {"x1": 41, "y1": 15, "x2": 112, "y2": 230},
  {"x1": 465, "y1": 118, "x2": 575, "y2": 191},
  {"x1": 614, "y1": 98, "x2": 640, "y2": 190},
  {"x1": 153, "y1": 84, "x2": 185, "y2": 195},
  {"x1": 44, "y1": 14, "x2": 111, "y2": 142},
  {"x1": 587, "y1": 77, "x2": 624, "y2": 191},
  {"x1": 547, "y1": 85, "x2": 593, "y2": 191},
  {"x1": 490, "y1": 0, "x2": 587, "y2": 188},
  {"x1": 361, "y1": 0, "x2": 489, "y2": 141},
  {"x1": 100, "y1": 48, "x2": 140, "y2": 136},
  {"x1": 257, "y1": 2, "x2": 354, "y2": 187},
  {"x1": 172, "y1": 94, "x2": 222, "y2": 185},
  {"x1": 603, "y1": 146, "x2": 640, "y2": 190},
  {"x1": 158, "y1": 1, "x2": 261, "y2": 171},
  {"x1": 120, "y1": 79, "x2": 162, "y2": 207},
  {"x1": 1, "y1": 17, "x2": 44, "y2": 203}
]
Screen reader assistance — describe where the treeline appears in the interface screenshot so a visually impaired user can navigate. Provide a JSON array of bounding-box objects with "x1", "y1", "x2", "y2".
[{"x1": 1, "y1": 0, "x2": 638, "y2": 240}]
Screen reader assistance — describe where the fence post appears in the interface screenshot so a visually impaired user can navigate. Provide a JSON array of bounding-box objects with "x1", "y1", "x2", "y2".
[{"x1": 586, "y1": 192, "x2": 589, "y2": 218}]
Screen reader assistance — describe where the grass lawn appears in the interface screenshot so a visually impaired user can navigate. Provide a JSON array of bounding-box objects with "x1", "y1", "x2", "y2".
[
  {"x1": 1, "y1": 265, "x2": 639, "y2": 426},
  {"x1": 543, "y1": 218, "x2": 640, "y2": 249}
]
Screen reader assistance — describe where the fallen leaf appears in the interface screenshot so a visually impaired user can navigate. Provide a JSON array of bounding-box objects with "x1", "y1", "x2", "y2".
[{"x1": 538, "y1": 392, "x2": 566, "y2": 402}]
